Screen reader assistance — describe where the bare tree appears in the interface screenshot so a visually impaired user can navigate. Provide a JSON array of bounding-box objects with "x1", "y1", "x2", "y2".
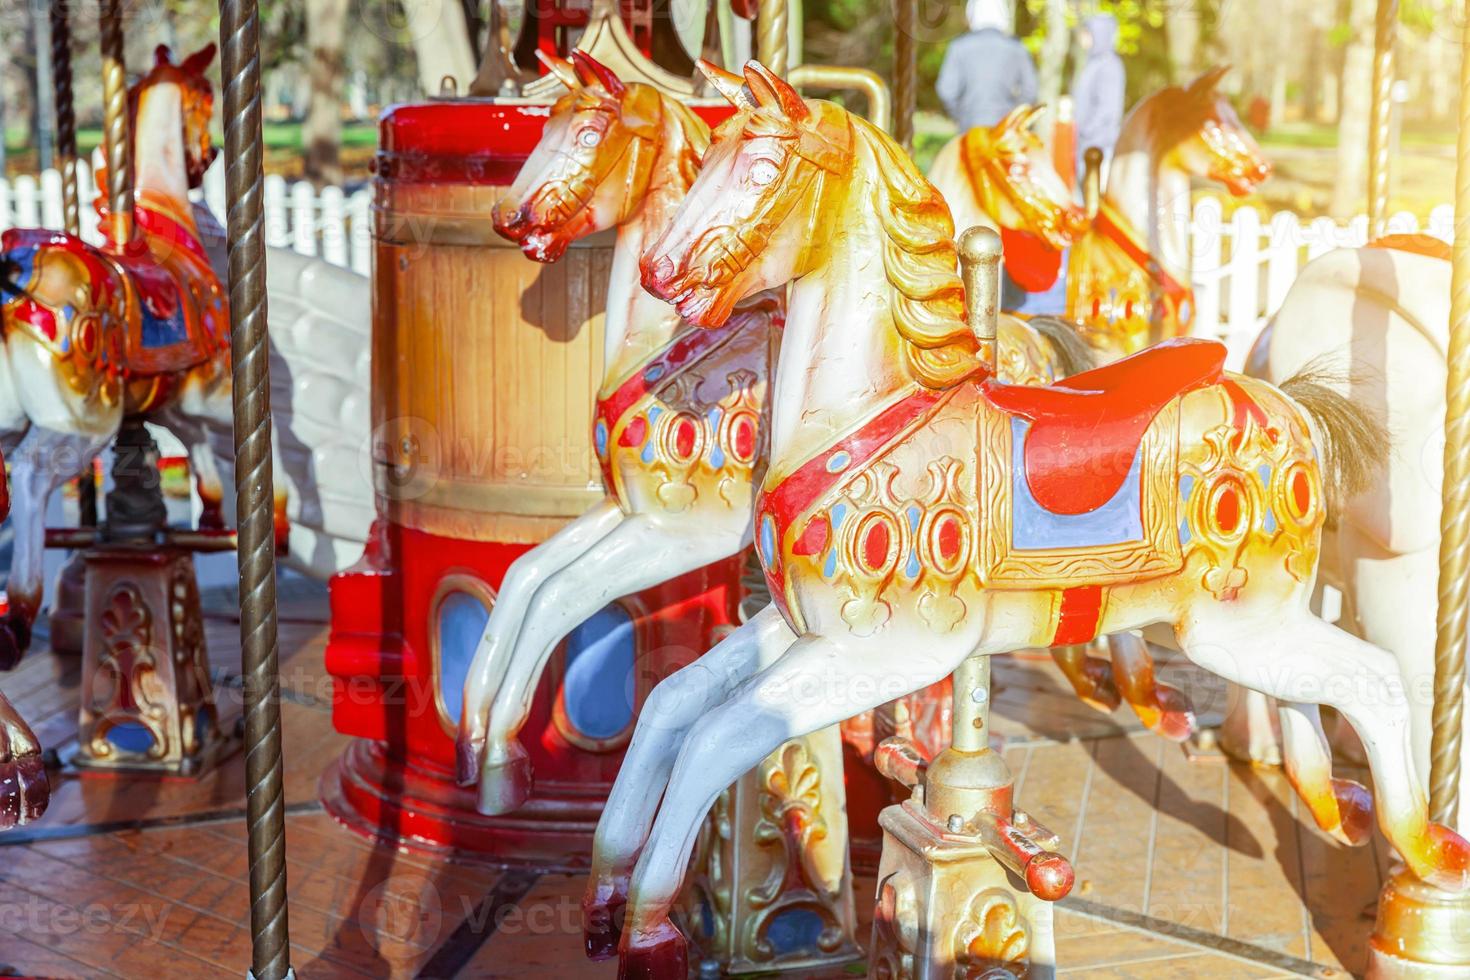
[
  {"x1": 402, "y1": 0, "x2": 478, "y2": 95},
  {"x1": 1331, "y1": 0, "x2": 1375, "y2": 216},
  {"x1": 1037, "y1": 0, "x2": 1070, "y2": 144},
  {"x1": 304, "y1": 0, "x2": 348, "y2": 184}
]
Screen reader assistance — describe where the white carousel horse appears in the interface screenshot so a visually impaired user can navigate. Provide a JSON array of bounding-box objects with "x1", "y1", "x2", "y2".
[
  {"x1": 453, "y1": 52, "x2": 1107, "y2": 810},
  {"x1": 0, "y1": 46, "x2": 373, "y2": 669},
  {"x1": 587, "y1": 61, "x2": 1470, "y2": 975},
  {"x1": 1251, "y1": 237, "x2": 1469, "y2": 834}
]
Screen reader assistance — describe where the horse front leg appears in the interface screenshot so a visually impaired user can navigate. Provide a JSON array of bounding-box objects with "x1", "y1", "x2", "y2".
[
  {"x1": 1049, "y1": 643, "x2": 1120, "y2": 712},
  {"x1": 457, "y1": 499, "x2": 624, "y2": 782},
  {"x1": 0, "y1": 689, "x2": 46, "y2": 828},
  {"x1": 583, "y1": 604, "x2": 794, "y2": 959},
  {"x1": 2, "y1": 427, "x2": 110, "y2": 667},
  {"x1": 476, "y1": 511, "x2": 748, "y2": 814},
  {"x1": 618, "y1": 630, "x2": 972, "y2": 978},
  {"x1": 1279, "y1": 700, "x2": 1373, "y2": 847}
]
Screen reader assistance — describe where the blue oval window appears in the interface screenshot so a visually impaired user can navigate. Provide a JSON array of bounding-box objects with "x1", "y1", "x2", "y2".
[
  {"x1": 437, "y1": 590, "x2": 490, "y2": 726},
  {"x1": 561, "y1": 605, "x2": 637, "y2": 741}
]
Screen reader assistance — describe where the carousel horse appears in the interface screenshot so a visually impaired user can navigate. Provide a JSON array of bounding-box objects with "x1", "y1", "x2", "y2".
[
  {"x1": 584, "y1": 61, "x2": 1470, "y2": 976},
  {"x1": 1249, "y1": 237, "x2": 1469, "y2": 834},
  {"x1": 928, "y1": 103, "x2": 1197, "y2": 742},
  {"x1": 455, "y1": 52, "x2": 1100, "y2": 808},
  {"x1": 0, "y1": 46, "x2": 374, "y2": 666},
  {"x1": 1063, "y1": 66, "x2": 1271, "y2": 354}
]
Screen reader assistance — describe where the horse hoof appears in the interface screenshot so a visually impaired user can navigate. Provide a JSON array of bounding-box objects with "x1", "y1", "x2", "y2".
[
  {"x1": 619, "y1": 919, "x2": 688, "y2": 980},
  {"x1": 1328, "y1": 778, "x2": 1373, "y2": 848},
  {"x1": 455, "y1": 735, "x2": 482, "y2": 787},
  {"x1": 476, "y1": 740, "x2": 532, "y2": 815},
  {"x1": 1150, "y1": 684, "x2": 1196, "y2": 743},
  {"x1": 0, "y1": 753, "x2": 49, "y2": 830},
  {"x1": 1420, "y1": 823, "x2": 1470, "y2": 893},
  {"x1": 0, "y1": 616, "x2": 28, "y2": 671},
  {"x1": 582, "y1": 880, "x2": 628, "y2": 961}
]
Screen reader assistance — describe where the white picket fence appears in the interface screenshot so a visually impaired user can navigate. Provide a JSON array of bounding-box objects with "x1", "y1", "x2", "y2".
[
  {"x1": 0, "y1": 164, "x2": 1455, "y2": 367},
  {"x1": 0, "y1": 160, "x2": 374, "y2": 277}
]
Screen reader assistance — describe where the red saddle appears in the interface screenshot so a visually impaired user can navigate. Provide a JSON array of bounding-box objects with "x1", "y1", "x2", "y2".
[{"x1": 983, "y1": 338, "x2": 1227, "y2": 515}]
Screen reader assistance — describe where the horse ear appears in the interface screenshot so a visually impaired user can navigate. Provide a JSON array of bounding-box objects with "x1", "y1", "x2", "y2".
[
  {"x1": 1188, "y1": 65, "x2": 1230, "y2": 96},
  {"x1": 743, "y1": 60, "x2": 807, "y2": 120},
  {"x1": 1021, "y1": 104, "x2": 1046, "y2": 131},
  {"x1": 535, "y1": 50, "x2": 581, "y2": 90},
  {"x1": 996, "y1": 104, "x2": 1030, "y2": 134},
  {"x1": 180, "y1": 43, "x2": 217, "y2": 76},
  {"x1": 155, "y1": 45, "x2": 173, "y2": 67},
  {"x1": 571, "y1": 51, "x2": 626, "y2": 97},
  {"x1": 698, "y1": 59, "x2": 754, "y2": 109}
]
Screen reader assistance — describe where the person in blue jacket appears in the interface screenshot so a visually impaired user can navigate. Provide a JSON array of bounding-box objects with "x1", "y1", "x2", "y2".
[
  {"x1": 936, "y1": 0, "x2": 1039, "y2": 132},
  {"x1": 1073, "y1": 13, "x2": 1126, "y2": 186}
]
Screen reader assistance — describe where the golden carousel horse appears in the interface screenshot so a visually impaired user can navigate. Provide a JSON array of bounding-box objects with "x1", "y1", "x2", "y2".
[
  {"x1": 456, "y1": 52, "x2": 1104, "y2": 811},
  {"x1": 586, "y1": 61, "x2": 1468, "y2": 976},
  {"x1": 0, "y1": 44, "x2": 241, "y2": 663},
  {"x1": 0, "y1": 461, "x2": 46, "y2": 828}
]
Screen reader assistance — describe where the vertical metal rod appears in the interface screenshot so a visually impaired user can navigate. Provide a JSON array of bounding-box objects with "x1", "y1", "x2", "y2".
[
  {"x1": 51, "y1": 0, "x2": 79, "y2": 238},
  {"x1": 958, "y1": 225, "x2": 1001, "y2": 371},
  {"x1": 950, "y1": 656, "x2": 991, "y2": 753},
  {"x1": 1430, "y1": 1, "x2": 1470, "y2": 827},
  {"x1": 1367, "y1": 0, "x2": 1398, "y2": 235},
  {"x1": 893, "y1": 0, "x2": 916, "y2": 153},
  {"x1": 218, "y1": 1, "x2": 292, "y2": 976},
  {"x1": 32, "y1": 0, "x2": 55, "y2": 172},
  {"x1": 99, "y1": 0, "x2": 132, "y2": 244},
  {"x1": 756, "y1": 0, "x2": 788, "y2": 76},
  {"x1": 1083, "y1": 146, "x2": 1103, "y2": 222}
]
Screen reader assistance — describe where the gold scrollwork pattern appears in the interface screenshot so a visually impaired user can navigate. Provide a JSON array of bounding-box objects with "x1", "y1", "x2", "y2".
[
  {"x1": 87, "y1": 582, "x2": 166, "y2": 759},
  {"x1": 1178, "y1": 386, "x2": 1323, "y2": 600},
  {"x1": 680, "y1": 786, "x2": 734, "y2": 958},
  {"x1": 745, "y1": 740, "x2": 850, "y2": 962},
  {"x1": 869, "y1": 875, "x2": 917, "y2": 980},
  {"x1": 954, "y1": 888, "x2": 1031, "y2": 979}
]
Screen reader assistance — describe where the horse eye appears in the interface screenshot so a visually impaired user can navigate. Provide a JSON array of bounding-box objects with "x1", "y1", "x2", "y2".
[
  {"x1": 749, "y1": 159, "x2": 780, "y2": 186},
  {"x1": 578, "y1": 128, "x2": 602, "y2": 148}
]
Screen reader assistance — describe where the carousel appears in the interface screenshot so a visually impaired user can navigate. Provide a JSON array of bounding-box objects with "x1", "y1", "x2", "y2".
[{"x1": 0, "y1": 0, "x2": 1464, "y2": 977}]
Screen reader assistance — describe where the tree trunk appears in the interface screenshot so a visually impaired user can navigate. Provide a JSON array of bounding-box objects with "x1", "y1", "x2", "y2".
[
  {"x1": 304, "y1": 0, "x2": 348, "y2": 185},
  {"x1": 1165, "y1": 0, "x2": 1201, "y2": 84},
  {"x1": 1038, "y1": 0, "x2": 1069, "y2": 131},
  {"x1": 1332, "y1": 0, "x2": 1375, "y2": 217},
  {"x1": 403, "y1": 0, "x2": 478, "y2": 96}
]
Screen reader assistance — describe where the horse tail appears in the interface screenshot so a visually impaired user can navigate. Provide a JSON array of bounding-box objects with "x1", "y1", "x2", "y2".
[
  {"x1": 1279, "y1": 362, "x2": 1388, "y2": 523},
  {"x1": 1029, "y1": 315, "x2": 1097, "y2": 380}
]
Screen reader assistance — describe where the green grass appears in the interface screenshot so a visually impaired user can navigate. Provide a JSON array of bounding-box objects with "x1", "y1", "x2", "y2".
[{"x1": 4, "y1": 120, "x2": 380, "y2": 161}]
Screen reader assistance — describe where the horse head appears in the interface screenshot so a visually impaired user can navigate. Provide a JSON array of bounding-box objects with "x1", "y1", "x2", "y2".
[
  {"x1": 641, "y1": 60, "x2": 856, "y2": 328},
  {"x1": 1159, "y1": 66, "x2": 1271, "y2": 197},
  {"x1": 492, "y1": 53, "x2": 690, "y2": 262},
  {"x1": 961, "y1": 105, "x2": 1087, "y2": 252},
  {"x1": 132, "y1": 43, "x2": 219, "y2": 189}
]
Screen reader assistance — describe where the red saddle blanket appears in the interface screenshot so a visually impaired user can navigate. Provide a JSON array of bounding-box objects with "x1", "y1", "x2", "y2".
[{"x1": 983, "y1": 338, "x2": 1226, "y2": 515}]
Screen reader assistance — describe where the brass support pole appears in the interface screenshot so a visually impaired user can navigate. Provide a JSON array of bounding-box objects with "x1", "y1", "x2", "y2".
[
  {"x1": 1367, "y1": 0, "x2": 1398, "y2": 235},
  {"x1": 756, "y1": 0, "x2": 788, "y2": 76},
  {"x1": 1083, "y1": 146, "x2": 1103, "y2": 222},
  {"x1": 950, "y1": 655, "x2": 990, "y2": 753},
  {"x1": 893, "y1": 0, "x2": 916, "y2": 153},
  {"x1": 51, "y1": 1, "x2": 79, "y2": 237},
  {"x1": 218, "y1": 1, "x2": 292, "y2": 977},
  {"x1": 1430, "y1": 0, "x2": 1470, "y2": 829},
  {"x1": 99, "y1": 0, "x2": 132, "y2": 244}
]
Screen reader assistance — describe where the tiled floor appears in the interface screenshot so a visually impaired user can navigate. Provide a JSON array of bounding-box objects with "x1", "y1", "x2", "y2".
[{"x1": 0, "y1": 589, "x2": 1383, "y2": 978}]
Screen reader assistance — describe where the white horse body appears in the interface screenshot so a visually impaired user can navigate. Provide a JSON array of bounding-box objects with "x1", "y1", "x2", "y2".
[{"x1": 1258, "y1": 244, "x2": 1468, "y2": 833}]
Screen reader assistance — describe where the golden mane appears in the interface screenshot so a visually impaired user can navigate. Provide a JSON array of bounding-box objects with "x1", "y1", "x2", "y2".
[{"x1": 850, "y1": 114, "x2": 981, "y2": 390}]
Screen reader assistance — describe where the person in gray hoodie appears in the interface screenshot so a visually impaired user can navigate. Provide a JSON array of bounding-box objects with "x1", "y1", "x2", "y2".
[
  {"x1": 936, "y1": 0, "x2": 1039, "y2": 132},
  {"x1": 1073, "y1": 13, "x2": 1126, "y2": 183}
]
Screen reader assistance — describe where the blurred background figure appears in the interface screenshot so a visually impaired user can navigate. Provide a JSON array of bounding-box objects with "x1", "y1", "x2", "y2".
[
  {"x1": 936, "y1": 0, "x2": 1038, "y2": 132},
  {"x1": 1073, "y1": 13, "x2": 1125, "y2": 188}
]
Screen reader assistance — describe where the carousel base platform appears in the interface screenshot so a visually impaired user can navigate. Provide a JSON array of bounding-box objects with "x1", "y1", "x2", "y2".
[{"x1": 0, "y1": 578, "x2": 1402, "y2": 978}]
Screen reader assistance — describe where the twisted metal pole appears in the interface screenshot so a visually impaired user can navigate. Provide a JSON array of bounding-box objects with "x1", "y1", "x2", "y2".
[
  {"x1": 99, "y1": 0, "x2": 132, "y2": 244},
  {"x1": 218, "y1": 1, "x2": 292, "y2": 976},
  {"x1": 1367, "y1": 0, "x2": 1397, "y2": 236},
  {"x1": 756, "y1": 0, "x2": 788, "y2": 76},
  {"x1": 50, "y1": 1, "x2": 78, "y2": 236},
  {"x1": 1430, "y1": 3, "x2": 1470, "y2": 828},
  {"x1": 893, "y1": 0, "x2": 915, "y2": 154}
]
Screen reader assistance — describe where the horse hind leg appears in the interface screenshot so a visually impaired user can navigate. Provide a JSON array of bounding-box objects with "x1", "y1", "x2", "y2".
[
  {"x1": 1279, "y1": 700, "x2": 1373, "y2": 847},
  {"x1": 1178, "y1": 605, "x2": 1469, "y2": 893},
  {"x1": 583, "y1": 604, "x2": 793, "y2": 960},
  {"x1": 1049, "y1": 643, "x2": 1121, "y2": 712},
  {"x1": 1107, "y1": 631, "x2": 1195, "y2": 742}
]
